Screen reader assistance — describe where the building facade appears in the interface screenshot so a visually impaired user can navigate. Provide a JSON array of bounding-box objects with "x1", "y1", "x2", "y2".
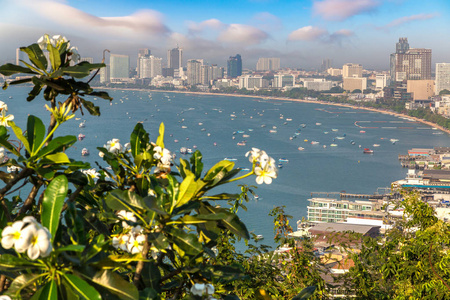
[
  {"x1": 256, "y1": 57, "x2": 280, "y2": 71},
  {"x1": 375, "y1": 74, "x2": 391, "y2": 90},
  {"x1": 343, "y1": 77, "x2": 367, "y2": 92},
  {"x1": 342, "y1": 63, "x2": 363, "y2": 78},
  {"x1": 273, "y1": 74, "x2": 295, "y2": 88},
  {"x1": 167, "y1": 47, "x2": 183, "y2": 69},
  {"x1": 227, "y1": 54, "x2": 242, "y2": 78},
  {"x1": 407, "y1": 80, "x2": 435, "y2": 100},
  {"x1": 390, "y1": 38, "x2": 432, "y2": 81},
  {"x1": 187, "y1": 59, "x2": 202, "y2": 85},
  {"x1": 110, "y1": 54, "x2": 129, "y2": 80},
  {"x1": 239, "y1": 75, "x2": 269, "y2": 90},
  {"x1": 436, "y1": 63, "x2": 450, "y2": 95}
]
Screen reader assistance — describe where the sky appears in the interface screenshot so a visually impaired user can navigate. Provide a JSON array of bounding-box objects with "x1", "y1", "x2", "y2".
[{"x1": 0, "y1": 0, "x2": 449, "y2": 71}]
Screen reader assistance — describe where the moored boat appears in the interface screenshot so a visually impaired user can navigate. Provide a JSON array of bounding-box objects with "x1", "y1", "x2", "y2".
[
  {"x1": 363, "y1": 148, "x2": 374, "y2": 154},
  {"x1": 81, "y1": 148, "x2": 89, "y2": 156}
]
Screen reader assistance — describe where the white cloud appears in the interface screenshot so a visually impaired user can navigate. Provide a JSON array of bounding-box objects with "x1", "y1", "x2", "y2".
[
  {"x1": 313, "y1": 0, "x2": 380, "y2": 21},
  {"x1": 188, "y1": 19, "x2": 225, "y2": 34},
  {"x1": 288, "y1": 26, "x2": 328, "y2": 41},
  {"x1": 251, "y1": 12, "x2": 283, "y2": 31},
  {"x1": 377, "y1": 13, "x2": 439, "y2": 31},
  {"x1": 218, "y1": 24, "x2": 269, "y2": 45}
]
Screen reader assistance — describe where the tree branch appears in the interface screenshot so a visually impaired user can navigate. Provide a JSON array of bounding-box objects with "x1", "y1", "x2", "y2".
[{"x1": 133, "y1": 234, "x2": 149, "y2": 287}]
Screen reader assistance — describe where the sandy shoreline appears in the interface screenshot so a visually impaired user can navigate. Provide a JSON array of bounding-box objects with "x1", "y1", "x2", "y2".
[{"x1": 98, "y1": 87, "x2": 450, "y2": 135}]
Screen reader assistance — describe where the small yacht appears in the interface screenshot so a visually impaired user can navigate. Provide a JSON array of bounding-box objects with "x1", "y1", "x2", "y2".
[{"x1": 81, "y1": 148, "x2": 89, "y2": 156}]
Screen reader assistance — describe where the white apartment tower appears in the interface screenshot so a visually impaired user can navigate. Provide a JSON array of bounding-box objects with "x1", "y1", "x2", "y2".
[
  {"x1": 342, "y1": 63, "x2": 363, "y2": 78},
  {"x1": 139, "y1": 56, "x2": 162, "y2": 78},
  {"x1": 436, "y1": 63, "x2": 450, "y2": 95},
  {"x1": 256, "y1": 58, "x2": 280, "y2": 71},
  {"x1": 187, "y1": 59, "x2": 202, "y2": 85}
]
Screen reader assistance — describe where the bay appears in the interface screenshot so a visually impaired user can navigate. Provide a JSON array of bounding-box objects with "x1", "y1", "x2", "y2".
[{"x1": 2, "y1": 86, "x2": 449, "y2": 250}]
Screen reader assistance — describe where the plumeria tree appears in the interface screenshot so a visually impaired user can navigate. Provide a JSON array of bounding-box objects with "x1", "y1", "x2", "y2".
[{"x1": 0, "y1": 36, "x2": 318, "y2": 299}]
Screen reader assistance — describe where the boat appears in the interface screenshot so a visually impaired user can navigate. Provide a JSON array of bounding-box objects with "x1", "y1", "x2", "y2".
[
  {"x1": 311, "y1": 141, "x2": 320, "y2": 145},
  {"x1": 279, "y1": 158, "x2": 289, "y2": 162},
  {"x1": 77, "y1": 133, "x2": 85, "y2": 141},
  {"x1": 243, "y1": 134, "x2": 250, "y2": 138},
  {"x1": 255, "y1": 234, "x2": 264, "y2": 240},
  {"x1": 301, "y1": 124, "x2": 306, "y2": 128},
  {"x1": 180, "y1": 147, "x2": 187, "y2": 154},
  {"x1": 351, "y1": 140, "x2": 355, "y2": 145},
  {"x1": 237, "y1": 141, "x2": 246, "y2": 146},
  {"x1": 269, "y1": 130, "x2": 277, "y2": 133},
  {"x1": 181, "y1": 126, "x2": 187, "y2": 129},
  {"x1": 360, "y1": 130, "x2": 366, "y2": 133},
  {"x1": 286, "y1": 118, "x2": 292, "y2": 121},
  {"x1": 237, "y1": 130, "x2": 245, "y2": 134},
  {"x1": 187, "y1": 148, "x2": 193, "y2": 154},
  {"x1": 316, "y1": 123, "x2": 322, "y2": 126},
  {"x1": 323, "y1": 131, "x2": 329, "y2": 134},
  {"x1": 390, "y1": 139, "x2": 399, "y2": 144},
  {"x1": 298, "y1": 147, "x2": 305, "y2": 151},
  {"x1": 224, "y1": 158, "x2": 237, "y2": 161},
  {"x1": 373, "y1": 144, "x2": 380, "y2": 147},
  {"x1": 277, "y1": 163, "x2": 283, "y2": 168},
  {"x1": 332, "y1": 129, "x2": 338, "y2": 132},
  {"x1": 81, "y1": 148, "x2": 89, "y2": 156},
  {"x1": 330, "y1": 144, "x2": 338, "y2": 147},
  {"x1": 79, "y1": 121, "x2": 86, "y2": 128},
  {"x1": 335, "y1": 137, "x2": 345, "y2": 140},
  {"x1": 323, "y1": 145, "x2": 327, "y2": 148},
  {"x1": 363, "y1": 148, "x2": 374, "y2": 154},
  {"x1": 304, "y1": 139, "x2": 308, "y2": 142}
]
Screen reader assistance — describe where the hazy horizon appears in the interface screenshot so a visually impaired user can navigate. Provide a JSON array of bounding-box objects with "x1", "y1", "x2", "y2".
[{"x1": 1, "y1": 0, "x2": 449, "y2": 71}]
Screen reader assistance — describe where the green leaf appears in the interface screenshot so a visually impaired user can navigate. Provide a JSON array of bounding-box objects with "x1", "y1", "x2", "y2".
[
  {"x1": 81, "y1": 99, "x2": 100, "y2": 116},
  {"x1": 42, "y1": 152, "x2": 71, "y2": 164},
  {"x1": 143, "y1": 196, "x2": 168, "y2": 216},
  {"x1": 92, "y1": 269, "x2": 139, "y2": 300},
  {"x1": 292, "y1": 286, "x2": 317, "y2": 300},
  {"x1": 42, "y1": 175, "x2": 68, "y2": 238},
  {"x1": 204, "y1": 160, "x2": 235, "y2": 185},
  {"x1": 62, "y1": 62, "x2": 106, "y2": 78},
  {"x1": 105, "y1": 190, "x2": 145, "y2": 211},
  {"x1": 47, "y1": 44, "x2": 61, "y2": 71},
  {"x1": 0, "y1": 254, "x2": 41, "y2": 271},
  {"x1": 38, "y1": 280, "x2": 58, "y2": 300},
  {"x1": 27, "y1": 78, "x2": 43, "y2": 101},
  {"x1": 167, "y1": 227, "x2": 203, "y2": 255},
  {"x1": 0, "y1": 125, "x2": 7, "y2": 138},
  {"x1": 7, "y1": 273, "x2": 43, "y2": 297},
  {"x1": 88, "y1": 91, "x2": 113, "y2": 100},
  {"x1": 203, "y1": 206, "x2": 250, "y2": 240},
  {"x1": 156, "y1": 122, "x2": 165, "y2": 148},
  {"x1": 34, "y1": 135, "x2": 77, "y2": 160},
  {"x1": 175, "y1": 173, "x2": 197, "y2": 208},
  {"x1": 130, "y1": 123, "x2": 148, "y2": 159},
  {"x1": 0, "y1": 63, "x2": 38, "y2": 76},
  {"x1": 190, "y1": 150, "x2": 204, "y2": 179},
  {"x1": 56, "y1": 244, "x2": 86, "y2": 253},
  {"x1": 9, "y1": 121, "x2": 30, "y2": 153},
  {"x1": 142, "y1": 261, "x2": 161, "y2": 293},
  {"x1": 8, "y1": 78, "x2": 33, "y2": 86},
  {"x1": 21, "y1": 44, "x2": 48, "y2": 71},
  {"x1": 63, "y1": 274, "x2": 102, "y2": 300},
  {"x1": 0, "y1": 137, "x2": 20, "y2": 157},
  {"x1": 26, "y1": 115, "x2": 46, "y2": 155}
]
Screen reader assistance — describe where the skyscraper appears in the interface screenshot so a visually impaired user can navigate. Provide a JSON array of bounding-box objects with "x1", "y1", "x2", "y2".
[
  {"x1": 256, "y1": 58, "x2": 280, "y2": 71},
  {"x1": 320, "y1": 59, "x2": 332, "y2": 72},
  {"x1": 139, "y1": 56, "x2": 162, "y2": 78},
  {"x1": 390, "y1": 38, "x2": 432, "y2": 81},
  {"x1": 110, "y1": 54, "x2": 129, "y2": 80},
  {"x1": 167, "y1": 47, "x2": 183, "y2": 69},
  {"x1": 137, "y1": 48, "x2": 151, "y2": 77},
  {"x1": 187, "y1": 59, "x2": 202, "y2": 85},
  {"x1": 227, "y1": 54, "x2": 242, "y2": 78},
  {"x1": 342, "y1": 63, "x2": 363, "y2": 78},
  {"x1": 436, "y1": 63, "x2": 450, "y2": 95}
]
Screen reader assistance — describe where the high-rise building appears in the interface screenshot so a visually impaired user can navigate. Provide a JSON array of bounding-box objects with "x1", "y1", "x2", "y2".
[
  {"x1": 256, "y1": 58, "x2": 280, "y2": 71},
  {"x1": 187, "y1": 59, "x2": 202, "y2": 85},
  {"x1": 110, "y1": 54, "x2": 129, "y2": 80},
  {"x1": 137, "y1": 48, "x2": 151, "y2": 77},
  {"x1": 342, "y1": 63, "x2": 363, "y2": 78},
  {"x1": 100, "y1": 65, "x2": 110, "y2": 83},
  {"x1": 139, "y1": 55, "x2": 162, "y2": 79},
  {"x1": 375, "y1": 74, "x2": 391, "y2": 90},
  {"x1": 239, "y1": 75, "x2": 269, "y2": 90},
  {"x1": 16, "y1": 48, "x2": 26, "y2": 67},
  {"x1": 390, "y1": 38, "x2": 432, "y2": 81},
  {"x1": 320, "y1": 59, "x2": 332, "y2": 72},
  {"x1": 227, "y1": 54, "x2": 242, "y2": 78},
  {"x1": 211, "y1": 65, "x2": 224, "y2": 80},
  {"x1": 273, "y1": 74, "x2": 295, "y2": 88},
  {"x1": 436, "y1": 63, "x2": 450, "y2": 95},
  {"x1": 168, "y1": 47, "x2": 183, "y2": 69}
]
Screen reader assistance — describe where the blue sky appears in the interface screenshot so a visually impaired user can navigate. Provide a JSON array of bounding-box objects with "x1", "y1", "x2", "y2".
[{"x1": 0, "y1": 0, "x2": 448, "y2": 70}]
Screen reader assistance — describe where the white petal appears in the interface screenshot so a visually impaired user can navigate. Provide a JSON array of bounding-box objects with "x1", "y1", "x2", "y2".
[
  {"x1": 1, "y1": 236, "x2": 15, "y2": 249},
  {"x1": 27, "y1": 244, "x2": 40, "y2": 260},
  {"x1": 264, "y1": 176, "x2": 273, "y2": 185},
  {"x1": 255, "y1": 176, "x2": 264, "y2": 185}
]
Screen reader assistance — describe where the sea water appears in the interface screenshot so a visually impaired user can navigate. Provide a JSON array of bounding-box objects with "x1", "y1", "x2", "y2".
[{"x1": 2, "y1": 86, "x2": 450, "y2": 250}]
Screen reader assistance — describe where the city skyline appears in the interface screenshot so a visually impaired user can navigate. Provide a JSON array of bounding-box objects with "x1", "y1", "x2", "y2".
[{"x1": 0, "y1": 0, "x2": 449, "y2": 70}]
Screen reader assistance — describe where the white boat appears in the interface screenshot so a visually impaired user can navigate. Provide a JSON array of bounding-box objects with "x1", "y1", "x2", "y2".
[
  {"x1": 224, "y1": 157, "x2": 237, "y2": 161},
  {"x1": 269, "y1": 130, "x2": 277, "y2": 133},
  {"x1": 279, "y1": 158, "x2": 289, "y2": 162},
  {"x1": 255, "y1": 234, "x2": 264, "y2": 240},
  {"x1": 373, "y1": 144, "x2": 380, "y2": 147},
  {"x1": 316, "y1": 123, "x2": 322, "y2": 126},
  {"x1": 78, "y1": 133, "x2": 85, "y2": 141},
  {"x1": 390, "y1": 139, "x2": 399, "y2": 144},
  {"x1": 81, "y1": 148, "x2": 89, "y2": 156},
  {"x1": 335, "y1": 136, "x2": 345, "y2": 140},
  {"x1": 332, "y1": 129, "x2": 338, "y2": 132},
  {"x1": 311, "y1": 141, "x2": 320, "y2": 145},
  {"x1": 79, "y1": 121, "x2": 86, "y2": 128},
  {"x1": 181, "y1": 126, "x2": 187, "y2": 129},
  {"x1": 298, "y1": 147, "x2": 305, "y2": 151},
  {"x1": 330, "y1": 144, "x2": 338, "y2": 147},
  {"x1": 180, "y1": 147, "x2": 187, "y2": 154}
]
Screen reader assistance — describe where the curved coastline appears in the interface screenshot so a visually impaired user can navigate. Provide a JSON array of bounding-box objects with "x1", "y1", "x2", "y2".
[{"x1": 99, "y1": 87, "x2": 450, "y2": 135}]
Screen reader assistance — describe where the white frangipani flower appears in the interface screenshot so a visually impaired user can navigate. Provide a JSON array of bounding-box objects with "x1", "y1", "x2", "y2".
[
  {"x1": 19, "y1": 225, "x2": 52, "y2": 260},
  {"x1": 69, "y1": 46, "x2": 80, "y2": 63},
  {"x1": 153, "y1": 146, "x2": 172, "y2": 165},
  {"x1": 127, "y1": 233, "x2": 145, "y2": 254},
  {"x1": 112, "y1": 234, "x2": 129, "y2": 251},
  {"x1": 254, "y1": 163, "x2": 277, "y2": 185},
  {"x1": 191, "y1": 283, "x2": 206, "y2": 296},
  {"x1": 1, "y1": 221, "x2": 25, "y2": 250},
  {"x1": 82, "y1": 168, "x2": 100, "y2": 179},
  {"x1": 0, "y1": 295, "x2": 12, "y2": 300},
  {"x1": 117, "y1": 210, "x2": 137, "y2": 228},
  {"x1": 104, "y1": 139, "x2": 123, "y2": 154},
  {"x1": 0, "y1": 110, "x2": 14, "y2": 127},
  {"x1": 37, "y1": 35, "x2": 47, "y2": 50},
  {"x1": 98, "y1": 151, "x2": 105, "y2": 158},
  {"x1": 0, "y1": 101, "x2": 7, "y2": 112},
  {"x1": 0, "y1": 147, "x2": 4, "y2": 161},
  {"x1": 259, "y1": 153, "x2": 277, "y2": 173},
  {"x1": 245, "y1": 147, "x2": 262, "y2": 163},
  {"x1": 205, "y1": 283, "x2": 215, "y2": 295}
]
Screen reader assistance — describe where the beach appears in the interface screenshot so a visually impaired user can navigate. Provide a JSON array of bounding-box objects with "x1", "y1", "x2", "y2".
[{"x1": 97, "y1": 87, "x2": 450, "y2": 135}]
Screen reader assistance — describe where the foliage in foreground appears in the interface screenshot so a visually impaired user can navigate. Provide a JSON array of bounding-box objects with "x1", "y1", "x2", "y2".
[{"x1": 0, "y1": 36, "x2": 318, "y2": 300}]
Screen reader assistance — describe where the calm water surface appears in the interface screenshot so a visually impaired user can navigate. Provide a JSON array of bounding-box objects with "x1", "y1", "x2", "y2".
[{"x1": 2, "y1": 87, "x2": 449, "y2": 249}]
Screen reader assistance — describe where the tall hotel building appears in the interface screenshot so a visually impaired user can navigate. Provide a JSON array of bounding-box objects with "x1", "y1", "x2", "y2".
[
  {"x1": 187, "y1": 59, "x2": 202, "y2": 85},
  {"x1": 256, "y1": 57, "x2": 280, "y2": 71},
  {"x1": 390, "y1": 38, "x2": 432, "y2": 82},
  {"x1": 227, "y1": 54, "x2": 242, "y2": 78},
  {"x1": 110, "y1": 54, "x2": 130, "y2": 80},
  {"x1": 167, "y1": 47, "x2": 183, "y2": 70},
  {"x1": 436, "y1": 63, "x2": 450, "y2": 95}
]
